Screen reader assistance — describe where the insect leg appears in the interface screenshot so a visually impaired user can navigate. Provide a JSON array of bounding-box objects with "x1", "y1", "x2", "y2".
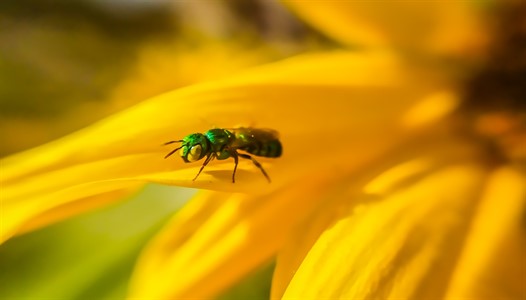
[
  {"x1": 238, "y1": 153, "x2": 271, "y2": 183},
  {"x1": 193, "y1": 153, "x2": 214, "y2": 181},
  {"x1": 231, "y1": 151, "x2": 239, "y2": 183}
]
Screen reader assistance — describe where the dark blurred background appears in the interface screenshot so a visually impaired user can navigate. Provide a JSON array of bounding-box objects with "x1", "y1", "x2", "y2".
[{"x1": 0, "y1": 0, "x2": 328, "y2": 157}]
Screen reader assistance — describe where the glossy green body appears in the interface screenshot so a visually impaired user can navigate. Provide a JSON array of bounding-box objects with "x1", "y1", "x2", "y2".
[
  {"x1": 164, "y1": 127, "x2": 282, "y2": 182},
  {"x1": 205, "y1": 128, "x2": 235, "y2": 160}
]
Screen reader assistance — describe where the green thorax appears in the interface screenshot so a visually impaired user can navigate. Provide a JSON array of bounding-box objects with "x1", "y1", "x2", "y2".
[{"x1": 205, "y1": 128, "x2": 235, "y2": 160}]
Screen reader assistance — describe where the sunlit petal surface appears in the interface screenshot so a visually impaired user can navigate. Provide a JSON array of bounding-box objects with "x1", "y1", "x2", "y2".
[
  {"x1": 0, "y1": 51, "x2": 455, "y2": 242},
  {"x1": 281, "y1": 161, "x2": 489, "y2": 299},
  {"x1": 271, "y1": 157, "x2": 434, "y2": 298},
  {"x1": 129, "y1": 174, "x2": 336, "y2": 299},
  {"x1": 445, "y1": 167, "x2": 526, "y2": 298},
  {"x1": 283, "y1": 1, "x2": 491, "y2": 58},
  {"x1": 272, "y1": 135, "x2": 484, "y2": 298}
]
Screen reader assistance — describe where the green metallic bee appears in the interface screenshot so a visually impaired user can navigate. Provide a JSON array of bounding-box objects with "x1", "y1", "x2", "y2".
[{"x1": 164, "y1": 127, "x2": 282, "y2": 183}]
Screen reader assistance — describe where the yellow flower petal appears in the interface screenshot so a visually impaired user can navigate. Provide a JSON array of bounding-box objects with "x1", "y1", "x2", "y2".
[
  {"x1": 271, "y1": 136, "x2": 478, "y2": 298},
  {"x1": 1, "y1": 51, "x2": 453, "y2": 242},
  {"x1": 271, "y1": 178, "x2": 351, "y2": 299},
  {"x1": 272, "y1": 157, "x2": 431, "y2": 298},
  {"x1": 281, "y1": 163, "x2": 488, "y2": 299},
  {"x1": 109, "y1": 40, "x2": 276, "y2": 111},
  {"x1": 3, "y1": 177, "x2": 143, "y2": 242},
  {"x1": 284, "y1": 1, "x2": 490, "y2": 58},
  {"x1": 129, "y1": 174, "x2": 336, "y2": 299},
  {"x1": 16, "y1": 186, "x2": 141, "y2": 236},
  {"x1": 445, "y1": 167, "x2": 526, "y2": 298}
]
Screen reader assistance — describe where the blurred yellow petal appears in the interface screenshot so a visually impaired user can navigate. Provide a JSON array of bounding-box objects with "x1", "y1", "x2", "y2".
[
  {"x1": 284, "y1": 1, "x2": 491, "y2": 58},
  {"x1": 272, "y1": 157, "x2": 430, "y2": 298},
  {"x1": 446, "y1": 166, "x2": 526, "y2": 298},
  {"x1": 3, "y1": 177, "x2": 144, "y2": 242},
  {"x1": 108, "y1": 40, "x2": 276, "y2": 112},
  {"x1": 272, "y1": 136, "x2": 479, "y2": 299},
  {"x1": 281, "y1": 163, "x2": 488, "y2": 299},
  {"x1": 401, "y1": 90, "x2": 460, "y2": 129},
  {"x1": 16, "y1": 186, "x2": 141, "y2": 235},
  {"x1": 129, "y1": 174, "x2": 335, "y2": 299},
  {"x1": 0, "y1": 51, "x2": 454, "y2": 242},
  {"x1": 271, "y1": 170, "x2": 358, "y2": 299}
]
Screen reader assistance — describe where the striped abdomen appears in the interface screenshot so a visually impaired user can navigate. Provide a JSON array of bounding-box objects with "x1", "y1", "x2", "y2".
[
  {"x1": 233, "y1": 128, "x2": 282, "y2": 158},
  {"x1": 240, "y1": 139, "x2": 282, "y2": 158}
]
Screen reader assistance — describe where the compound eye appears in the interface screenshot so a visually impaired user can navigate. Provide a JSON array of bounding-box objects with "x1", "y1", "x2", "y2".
[{"x1": 187, "y1": 145, "x2": 202, "y2": 162}]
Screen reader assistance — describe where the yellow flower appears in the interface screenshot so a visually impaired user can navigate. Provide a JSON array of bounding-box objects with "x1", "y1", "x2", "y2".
[
  {"x1": 283, "y1": 0, "x2": 490, "y2": 58},
  {"x1": 2, "y1": 1, "x2": 525, "y2": 299}
]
